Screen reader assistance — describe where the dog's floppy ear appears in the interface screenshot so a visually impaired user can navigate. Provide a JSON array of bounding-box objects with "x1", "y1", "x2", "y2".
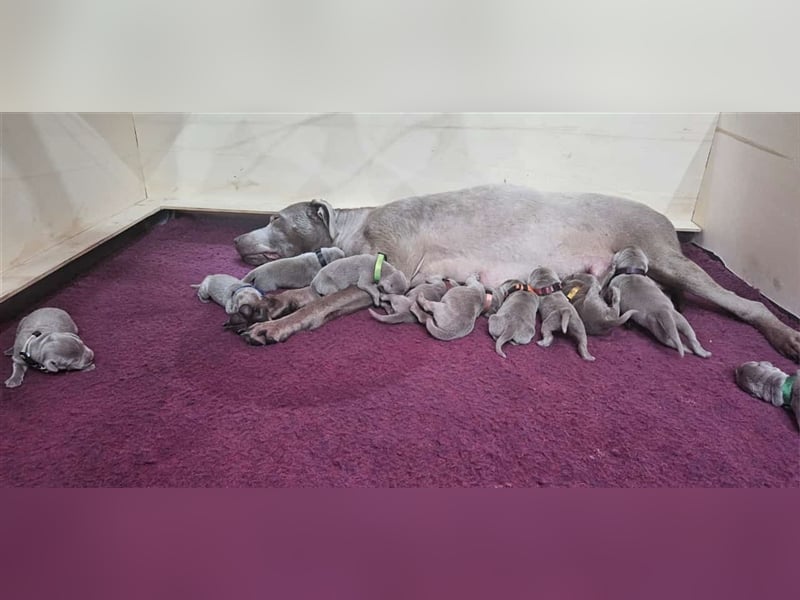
[
  {"x1": 238, "y1": 304, "x2": 254, "y2": 319},
  {"x1": 310, "y1": 199, "x2": 336, "y2": 240}
]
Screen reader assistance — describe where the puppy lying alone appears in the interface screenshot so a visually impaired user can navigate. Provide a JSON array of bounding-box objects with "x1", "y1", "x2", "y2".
[
  {"x1": 607, "y1": 246, "x2": 710, "y2": 358},
  {"x1": 415, "y1": 274, "x2": 489, "y2": 341},
  {"x1": 368, "y1": 276, "x2": 449, "y2": 325},
  {"x1": 191, "y1": 274, "x2": 263, "y2": 316},
  {"x1": 736, "y1": 361, "x2": 799, "y2": 430},
  {"x1": 488, "y1": 280, "x2": 540, "y2": 358},
  {"x1": 529, "y1": 266, "x2": 594, "y2": 361},
  {"x1": 5, "y1": 307, "x2": 95, "y2": 388},
  {"x1": 243, "y1": 247, "x2": 345, "y2": 292},
  {"x1": 561, "y1": 272, "x2": 636, "y2": 336},
  {"x1": 311, "y1": 253, "x2": 409, "y2": 307}
]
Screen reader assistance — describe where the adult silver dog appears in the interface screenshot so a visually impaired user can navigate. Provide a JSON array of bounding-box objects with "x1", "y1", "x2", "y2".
[{"x1": 233, "y1": 184, "x2": 800, "y2": 360}]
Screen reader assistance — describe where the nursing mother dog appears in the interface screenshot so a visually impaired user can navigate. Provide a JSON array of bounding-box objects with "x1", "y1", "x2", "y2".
[{"x1": 233, "y1": 183, "x2": 800, "y2": 360}]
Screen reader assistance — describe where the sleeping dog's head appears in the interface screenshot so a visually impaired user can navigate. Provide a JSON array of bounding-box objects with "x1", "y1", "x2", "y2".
[
  {"x1": 25, "y1": 332, "x2": 95, "y2": 373},
  {"x1": 233, "y1": 199, "x2": 337, "y2": 265}
]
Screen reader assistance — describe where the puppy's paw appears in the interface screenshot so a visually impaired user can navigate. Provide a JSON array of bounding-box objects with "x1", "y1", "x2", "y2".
[{"x1": 5, "y1": 376, "x2": 22, "y2": 388}]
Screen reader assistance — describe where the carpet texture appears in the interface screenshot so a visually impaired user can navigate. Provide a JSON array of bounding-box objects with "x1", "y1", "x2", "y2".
[{"x1": 1, "y1": 213, "x2": 798, "y2": 487}]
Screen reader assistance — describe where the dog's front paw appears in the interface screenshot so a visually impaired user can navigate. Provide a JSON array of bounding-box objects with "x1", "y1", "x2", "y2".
[
  {"x1": 767, "y1": 324, "x2": 800, "y2": 362},
  {"x1": 241, "y1": 322, "x2": 281, "y2": 345}
]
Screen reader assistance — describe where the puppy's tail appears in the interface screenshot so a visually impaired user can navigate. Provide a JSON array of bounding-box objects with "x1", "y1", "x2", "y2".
[
  {"x1": 190, "y1": 284, "x2": 201, "y2": 289},
  {"x1": 368, "y1": 308, "x2": 413, "y2": 324},
  {"x1": 560, "y1": 309, "x2": 571, "y2": 334},
  {"x1": 3, "y1": 346, "x2": 13, "y2": 356},
  {"x1": 494, "y1": 334, "x2": 510, "y2": 359}
]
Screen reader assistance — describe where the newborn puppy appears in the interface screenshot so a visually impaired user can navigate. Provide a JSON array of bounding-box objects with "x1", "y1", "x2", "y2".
[
  {"x1": 191, "y1": 274, "x2": 263, "y2": 315},
  {"x1": 529, "y1": 267, "x2": 594, "y2": 361},
  {"x1": 368, "y1": 277, "x2": 448, "y2": 324},
  {"x1": 310, "y1": 253, "x2": 409, "y2": 306},
  {"x1": 487, "y1": 280, "x2": 540, "y2": 358},
  {"x1": 243, "y1": 247, "x2": 345, "y2": 292},
  {"x1": 736, "y1": 361, "x2": 799, "y2": 430},
  {"x1": 415, "y1": 274, "x2": 488, "y2": 341},
  {"x1": 607, "y1": 246, "x2": 711, "y2": 357},
  {"x1": 561, "y1": 272, "x2": 636, "y2": 336},
  {"x1": 5, "y1": 307, "x2": 95, "y2": 388}
]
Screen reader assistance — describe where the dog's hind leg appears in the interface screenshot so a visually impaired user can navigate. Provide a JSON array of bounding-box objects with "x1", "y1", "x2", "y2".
[
  {"x1": 647, "y1": 248, "x2": 800, "y2": 361},
  {"x1": 537, "y1": 313, "x2": 561, "y2": 348},
  {"x1": 242, "y1": 286, "x2": 372, "y2": 345},
  {"x1": 674, "y1": 312, "x2": 712, "y2": 358},
  {"x1": 648, "y1": 312, "x2": 686, "y2": 357}
]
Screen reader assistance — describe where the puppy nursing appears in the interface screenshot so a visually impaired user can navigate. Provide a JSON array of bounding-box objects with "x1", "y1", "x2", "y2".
[
  {"x1": 5, "y1": 307, "x2": 95, "y2": 388},
  {"x1": 561, "y1": 272, "x2": 636, "y2": 336},
  {"x1": 488, "y1": 280, "x2": 539, "y2": 358},
  {"x1": 607, "y1": 246, "x2": 710, "y2": 358},
  {"x1": 368, "y1": 277, "x2": 448, "y2": 325},
  {"x1": 415, "y1": 274, "x2": 488, "y2": 341},
  {"x1": 530, "y1": 267, "x2": 595, "y2": 361}
]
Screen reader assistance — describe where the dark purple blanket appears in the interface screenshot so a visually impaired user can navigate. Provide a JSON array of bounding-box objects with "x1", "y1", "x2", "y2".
[{"x1": 1, "y1": 213, "x2": 797, "y2": 486}]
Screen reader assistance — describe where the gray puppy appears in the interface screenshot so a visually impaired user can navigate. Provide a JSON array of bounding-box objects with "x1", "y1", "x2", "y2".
[
  {"x1": 562, "y1": 272, "x2": 637, "y2": 336},
  {"x1": 415, "y1": 274, "x2": 489, "y2": 341},
  {"x1": 310, "y1": 253, "x2": 409, "y2": 306},
  {"x1": 736, "y1": 361, "x2": 799, "y2": 430},
  {"x1": 191, "y1": 274, "x2": 263, "y2": 315},
  {"x1": 243, "y1": 247, "x2": 345, "y2": 292},
  {"x1": 5, "y1": 307, "x2": 95, "y2": 388},
  {"x1": 607, "y1": 246, "x2": 711, "y2": 357},
  {"x1": 488, "y1": 280, "x2": 540, "y2": 358},
  {"x1": 368, "y1": 277, "x2": 449, "y2": 324},
  {"x1": 529, "y1": 267, "x2": 595, "y2": 361}
]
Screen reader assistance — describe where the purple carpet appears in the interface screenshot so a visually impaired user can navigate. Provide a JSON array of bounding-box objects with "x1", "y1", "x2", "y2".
[{"x1": 1, "y1": 213, "x2": 798, "y2": 487}]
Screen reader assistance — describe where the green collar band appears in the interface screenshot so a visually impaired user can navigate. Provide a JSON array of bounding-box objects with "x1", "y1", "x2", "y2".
[
  {"x1": 373, "y1": 253, "x2": 387, "y2": 283},
  {"x1": 781, "y1": 375, "x2": 796, "y2": 407}
]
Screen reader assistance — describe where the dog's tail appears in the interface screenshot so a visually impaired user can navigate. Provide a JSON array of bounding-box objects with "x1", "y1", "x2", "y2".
[
  {"x1": 560, "y1": 309, "x2": 571, "y2": 334},
  {"x1": 494, "y1": 334, "x2": 510, "y2": 358},
  {"x1": 368, "y1": 308, "x2": 414, "y2": 324},
  {"x1": 190, "y1": 284, "x2": 201, "y2": 289},
  {"x1": 488, "y1": 315, "x2": 509, "y2": 358}
]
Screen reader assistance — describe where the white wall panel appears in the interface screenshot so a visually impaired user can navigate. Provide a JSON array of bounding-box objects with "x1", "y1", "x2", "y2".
[
  {"x1": 135, "y1": 113, "x2": 716, "y2": 229},
  {"x1": 694, "y1": 113, "x2": 800, "y2": 315}
]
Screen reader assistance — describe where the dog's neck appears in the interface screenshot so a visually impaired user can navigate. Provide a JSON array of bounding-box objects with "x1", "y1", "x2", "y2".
[
  {"x1": 20, "y1": 332, "x2": 48, "y2": 371},
  {"x1": 332, "y1": 207, "x2": 374, "y2": 255}
]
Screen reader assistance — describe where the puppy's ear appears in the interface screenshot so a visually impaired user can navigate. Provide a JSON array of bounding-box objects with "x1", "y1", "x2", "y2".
[
  {"x1": 310, "y1": 199, "x2": 336, "y2": 239},
  {"x1": 238, "y1": 304, "x2": 253, "y2": 319}
]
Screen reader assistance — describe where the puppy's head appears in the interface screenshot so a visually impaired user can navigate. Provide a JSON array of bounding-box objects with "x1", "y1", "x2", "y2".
[
  {"x1": 379, "y1": 270, "x2": 409, "y2": 296},
  {"x1": 528, "y1": 266, "x2": 560, "y2": 289},
  {"x1": 612, "y1": 246, "x2": 648, "y2": 272},
  {"x1": 38, "y1": 333, "x2": 94, "y2": 372}
]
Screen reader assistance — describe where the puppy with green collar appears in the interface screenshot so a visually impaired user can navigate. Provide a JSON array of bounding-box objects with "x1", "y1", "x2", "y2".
[
  {"x1": 736, "y1": 361, "x2": 799, "y2": 431},
  {"x1": 5, "y1": 307, "x2": 95, "y2": 389}
]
